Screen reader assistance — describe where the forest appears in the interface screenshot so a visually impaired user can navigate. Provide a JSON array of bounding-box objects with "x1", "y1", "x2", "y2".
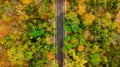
[{"x1": 0, "y1": 0, "x2": 120, "y2": 67}]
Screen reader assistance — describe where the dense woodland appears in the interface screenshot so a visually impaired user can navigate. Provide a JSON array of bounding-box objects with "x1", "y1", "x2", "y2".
[{"x1": 0, "y1": 0, "x2": 120, "y2": 67}]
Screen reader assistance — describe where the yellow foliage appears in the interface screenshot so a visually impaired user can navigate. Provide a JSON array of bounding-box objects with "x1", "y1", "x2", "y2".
[
  {"x1": 51, "y1": 23, "x2": 55, "y2": 28},
  {"x1": 41, "y1": 14, "x2": 48, "y2": 20},
  {"x1": 38, "y1": 8, "x2": 42, "y2": 15},
  {"x1": 94, "y1": 45, "x2": 99, "y2": 51},
  {"x1": 77, "y1": 0, "x2": 86, "y2": 15},
  {"x1": 83, "y1": 30, "x2": 91, "y2": 40},
  {"x1": 24, "y1": 14, "x2": 30, "y2": 19},
  {"x1": 79, "y1": 59, "x2": 87, "y2": 67},
  {"x1": 65, "y1": 31, "x2": 70, "y2": 36},
  {"x1": 79, "y1": 0, "x2": 85, "y2": 5},
  {"x1": 24, "y1": 43, "x2": 28, "y2": 49},
  {"x1": 82, "y1": 13, "x2": 96, "y2": 26},
  {"x1": 47, "y1": 23, "x2": 55, "y2": 32},
  {"x1": 77, "y1": 5, "x2": 86, "y2": 15},
  {"x1": 45, "y1": 36, "x2": 52, "y2": 44},
  {"x1": 2, "y1": 15, "x2": 11, "y2": 22},
  {"x1": 70, "y1": 37, "x2": 79, "y2": 44},
  {"x1": 20, "y1": 0, "x2": 32, "y2": 5},
  {"x1": 37, "y1": 8, "x2": 48, "y2": 20},
  {"x1": 37, "y1": 37, "x2": 41, "y2": 42},
  {"x1": 91, "y1": 45, "x2": 99, "y2": 54},
  {"x1": 69, "y1": 49, "x2": 87, "y2": 67},
  {"x1": 47, "y1": 27, "x2": 53, "y2": 32},
  {"x1": 77, "y1": 45, "x2": 84, "y2": 52}
]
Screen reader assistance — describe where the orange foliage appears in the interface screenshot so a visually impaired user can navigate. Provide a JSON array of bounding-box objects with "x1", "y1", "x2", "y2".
[
  {"x1": 0, "y1": 50, "x2": 17, "y2": 67},
  {"x1": 20, "y1": 0, "x2": 32, "y2": 5},
  {"x1": 117, "y1": 27, "x2": 120, "y2": 33},
  {"x1": 47, "y1": 52, "x2": 54, "y2": 60},
  {"x1": 115, "y1": 11, "x2": 120, "y2": 33},
  {"x1": 77, "y1": 45, "x2": 85, "y2": 52}
]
